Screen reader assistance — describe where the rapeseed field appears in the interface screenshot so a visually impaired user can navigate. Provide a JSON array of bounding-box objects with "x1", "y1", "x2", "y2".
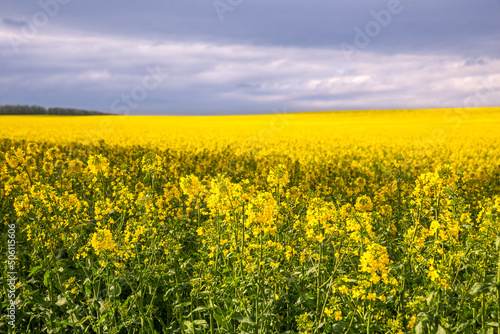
[{"x1": 1, "y1": 108, "x2": 500, "y2": 333}]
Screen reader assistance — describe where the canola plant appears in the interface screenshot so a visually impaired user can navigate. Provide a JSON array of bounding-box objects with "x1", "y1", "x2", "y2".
[{"x1": 1, "y1": 108, "x2": 500, "y2": 333}]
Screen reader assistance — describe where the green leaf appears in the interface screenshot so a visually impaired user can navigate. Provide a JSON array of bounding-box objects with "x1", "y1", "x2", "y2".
[
  {"x1": 213, "y1": 312, "x2": 229, "y2": 328},
  {"x1": 232, "y1": 314, "x2": 252, "y2": 325},
  {"x1": 496, "y1": 235, "x2": 500, "y2": 251},
  {"x1": 331, "y1": 322, "x2": 345, "y2": 334},
  {"x1": 296, "y1": 293, "x2": 314, "y2": 305},
  {"x1": 109, "y1": 283, "x2": 122, "y2": 298},
  {"x1": 43, "y1": 270, "x2": 50, "y2": 287},
  {"x1": 469, "y1": 282, "x2": 491, "y2": 296},
  {"x1": 305, "y1": 266, "x2": 317, "y2": 276},
  {"x1": 54, "y1": 319, "x2": 75, "y2": 328},
  {"x1": 192, "y1": 306, "x2": 206, "y2": 313},
  {"x1": 28, "y1": 265, "x2": 43, "y2": 278},
  {"x1": 98, "y1": 300, "x2": 106, "y2": 314},
  {"x1": 183, "y1": 321, "x2": 194, "y2": 333},
  {"x1": 436, "y1": 325, "x2": 447, "y2": 334},
  {"x1": 415, "y1": 321, "x2": 425, "y2": 334},
  {"x1": 155, "y1": 316, "x2": 167, "y2": 329},
  {"x1": 213, "y1": 312, "x2": 223, "y2": 326},
  {"x1": 453, "y1": 320, "x2": 474, "y2": 332},
  {"x1": 478, "y1": 328, "x2": 495, "y2": 334},
  {"x1": 174, "y1": 302, "x2": 190, "y2": 310},
  {"x1": 55, "y1": 295, "x2": 67, "y2": 307},
  {"x1": 193, "y1": 319, "x2": 208, "y2": 327},
  {"x1": 84, "y1": 279, "x2": 92, "y2": 298},
  {"x1": 426, "y1": 291, "x2": 437, "y2": 306}
]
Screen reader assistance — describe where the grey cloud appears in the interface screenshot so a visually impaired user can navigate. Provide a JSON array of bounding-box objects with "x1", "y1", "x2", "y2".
[
  {"x1": 0, "y1": 0, "x2": 499, "y2": 114},
  {"x1": 4, "y1": 0, "x2": 499, "y2": 56},
  {"x1": 464, "y1": 58, "x2": 486, "y2": 66},
  {"x1": 1, "y1": 17, "x2": 28, "y2": 28}
]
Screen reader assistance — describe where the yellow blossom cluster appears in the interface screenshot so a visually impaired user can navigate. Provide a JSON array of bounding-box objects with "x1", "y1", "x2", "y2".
[
  {"x1": 87, "y1": 154, "x2": 110, "y2": 176},
  {"x1": 1, "y1": 108, "x2": 500, "y2": 333},
  {"x1": 90, "y1": 228, "x2": 117, "y2": 256},
  {"x1": 360, "y1": 243, "x2": 392, "y2": 284}
]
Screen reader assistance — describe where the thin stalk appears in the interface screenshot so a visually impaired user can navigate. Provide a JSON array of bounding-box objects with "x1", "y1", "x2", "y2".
[
  {"x1": 366, "y1": 311, "x2": 370, "y2": 334},
  {"x1": 23, "y1": 165, "x2": 33, "y2": 186},
  {"x1": 256, "y1": 232, "x2": 263, "y2": 332},
  {"x1": 497, "y1": 254, "x2": 500, "y2": 334},
  {"x1": 473, "y1": 308, "x2": 476, "y2": 331},
  {"x1": 241, "y1": 202, "x2": 245, "y2": 275},
  {"x1": 190, "y1": 294, "x2": 194, "y2": 332},
  {"x1": 210, "y1": 310, "x2": 214, "y2": 334},
  {"x1": 316, "y1": 241, "x2": 322, "y2": 315},
  {"x1": 215, "y1": 210, "x2": 221, "y2": 275},
  {"x1": 482, "y1": 293, "x2": 485, "y2": 330}
]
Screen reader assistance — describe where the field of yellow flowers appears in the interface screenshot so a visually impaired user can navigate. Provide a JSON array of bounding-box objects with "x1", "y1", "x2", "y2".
[{"x1": 1, "y1": 108, "x2": 500, "y2": 333}]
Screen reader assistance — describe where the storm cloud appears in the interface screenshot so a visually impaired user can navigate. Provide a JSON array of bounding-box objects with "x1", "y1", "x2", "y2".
[{"x1": 0, "y1": 0, "x2": 499, "y2": 114}]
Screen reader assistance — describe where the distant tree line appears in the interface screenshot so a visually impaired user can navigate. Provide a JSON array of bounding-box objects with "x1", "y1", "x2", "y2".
[{"x1": 0, "y1": 105, "x2": 114, "y2": 115}]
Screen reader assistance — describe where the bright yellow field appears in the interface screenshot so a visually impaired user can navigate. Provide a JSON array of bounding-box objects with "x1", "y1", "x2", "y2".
[
  {"x1": 1, "y1": 108, "x2": 500, "y2": 333},
  {"x1": 0, "y1": 107, "x2": 498, "y2": 146}
]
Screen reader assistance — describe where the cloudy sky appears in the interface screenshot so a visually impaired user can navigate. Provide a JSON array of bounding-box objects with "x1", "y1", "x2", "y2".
[{"x1": 1, "y1": 0, "x2": 499, "y2": 115}]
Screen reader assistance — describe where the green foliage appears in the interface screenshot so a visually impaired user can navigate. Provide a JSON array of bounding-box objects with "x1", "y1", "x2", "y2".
[{"x1": 0, "y1": 138, "x2": 500, "y2": 333}]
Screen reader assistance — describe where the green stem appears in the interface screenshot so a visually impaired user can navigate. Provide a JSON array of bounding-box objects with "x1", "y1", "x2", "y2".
[
  {"x1": 497, "y1": 254, "x2": 500, "y2": 334},
  {"x1": 210, "y1": 305, "x2": 214, "y2": 334},
  {"x1": 241, "y1": 202, "x2": 245, "y2": 276},
  {"x1": 482, "y1": 293, "x2": 485, "y2": 330},
  {"x1": 215, "y1": 211, "x2": 220, "y2": 275},
  {"x1": 316, "y1": 240, "x2": 322, "y2": 315},
  {"x1": 23, "y1": 165, "x2": 33, "y2": 186},
  {"x1": 366, "y1": 311, "x2": 370, "y2": 334},
  {"x1": 256, "y1": 232, "x2": 263, "y2": 332}
]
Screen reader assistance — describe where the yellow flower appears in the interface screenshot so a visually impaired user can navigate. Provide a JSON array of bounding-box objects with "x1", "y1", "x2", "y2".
[
  {"x1": 355, "y1": 195, "x2": 373, "y2": 212},
  {"x1": 135, "y1": 182, "x2": 145, "y2": 193},
  {"x1": 76, "y1": 250, "x2": 88, "y2": 259},
  {"x1": 141, "y1": 153, "x2": 163, "y2": 174},
  {"x1": 360, "y1": 243, "x2": 391, "y2": 284},
  {"x1": 407, "y1": 315, "x2": 417, "y2": 329},
  {"x1": 26, "y1": 142, "x2": 39, "y2": 155},
  {"x1": 68, "y1": 159, "x2": 84, "y2": 173},
  {"x1": 338, "y1": 285, "x2": 349, "y2": 294},
  {"x1": 429, "y1": 220, "x2": 440, "y2": 235},
  {"x1": 90, "y1": 228, "x2": 117, "y2": 256},
  {"x1": 180, "y1": 174, "x2": 205, "y2": 203},
  {"x1": 324, "y1": 307, "x2": 333, "y2": 317},
  {"x1": 65, "y1": 277, "x2": 76, "y2": 289},
  {"x1": 247, "y1": 192, "x2": 277, "y2": 236},
  {"x1": 43, "y1": 162, "x2": 53, "y2": 174},
  {"x1": 267, "y1": 164, "x2": 290, "y2": 188},
  {"x1": 87, "y1": 154, "x2": 110, "y2": 176},
  {"x1": 428, "y1": 266, "x2": 440, "y2": 281},
  {"x1": 207, "y1": 174, "x2": 242, "y2": 218}
]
